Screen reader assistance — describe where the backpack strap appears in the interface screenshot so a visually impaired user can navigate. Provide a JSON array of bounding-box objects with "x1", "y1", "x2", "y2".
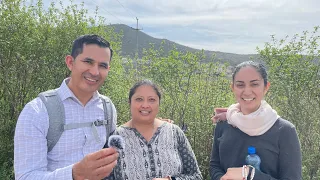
[
  {"x1": 99, "y1": 95, "x2": 114, "y2": 142},
  {"x1": 38, "y1": 89, "x2": 65, "y2": 152},
  {"x1": 39, "y1": 90, "x2": 116, "y2": 152}
]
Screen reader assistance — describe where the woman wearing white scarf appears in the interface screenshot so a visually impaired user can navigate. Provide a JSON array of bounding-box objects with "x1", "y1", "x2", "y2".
[{"x1": 210, "y1": 61, "x2": 302, "y2": 180}]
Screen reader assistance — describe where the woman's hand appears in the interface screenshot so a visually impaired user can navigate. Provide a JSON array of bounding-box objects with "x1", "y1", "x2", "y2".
[
  {"x1": 212, "y1": 108, "x2": 228, "y2": 123},
  {"x1": 152, "y1": 177, "x2": 170, "y2": 180},
  {"x1": 220, "y1": 167, "x2": 244, "y2": 180}
]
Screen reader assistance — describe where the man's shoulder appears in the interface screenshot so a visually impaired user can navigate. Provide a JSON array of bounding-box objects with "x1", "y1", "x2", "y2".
[
  {"x1": 98, "y1": 94, "x2": 113, "y2": 103},
  {"x1": 18, "y1": 88, "x2": 62, "y2": 121},
  {"x1": 17, "y1": 96, "x2": 49, "y2": 130},
  {"x1": 24, "y1": 96, "x2": 47, "y2": 113}
]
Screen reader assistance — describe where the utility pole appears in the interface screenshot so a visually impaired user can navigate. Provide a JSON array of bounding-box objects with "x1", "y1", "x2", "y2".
[
  {"x1": 131, "y1": 17, "x2": 142, "y2": 78},
  {"x1": 132, "y1": 17, "x2": 142, "y2": 58}
]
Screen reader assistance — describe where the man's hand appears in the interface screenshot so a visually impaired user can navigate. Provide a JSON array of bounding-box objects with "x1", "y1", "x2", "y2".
[
  {"x1": 220, "y1": 167, "x2": 245, "y2": 180},
  {"x1": 212, "y1": 108, "x2": 228, "y2": 123},
  {"x1": 72, "y1": 148, "x2": 119, "y2": 180}
]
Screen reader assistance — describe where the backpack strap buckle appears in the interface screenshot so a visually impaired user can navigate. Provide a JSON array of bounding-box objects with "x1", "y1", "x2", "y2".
[{"x1": 94, "y1": 120, "x2": 108, "y2": 126}]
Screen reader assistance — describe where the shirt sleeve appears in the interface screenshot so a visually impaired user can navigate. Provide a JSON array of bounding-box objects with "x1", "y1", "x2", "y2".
[
  {"x1": 253, "y1": 122, "x2": 302, "y2": 180},
  {"x1": 173, "y1": 125, "x2": 203, "y2": 180},
  {"x1": 209, "y1": 122, "x2": 227, "y2": 180},
  {"x1": 14, "y1": 98, "x2": 74, "y2": 180}
]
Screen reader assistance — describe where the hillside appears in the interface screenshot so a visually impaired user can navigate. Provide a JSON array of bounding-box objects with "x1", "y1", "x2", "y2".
[{"x1": 110, "y1": 24, "x2": 259, "y2": 66}]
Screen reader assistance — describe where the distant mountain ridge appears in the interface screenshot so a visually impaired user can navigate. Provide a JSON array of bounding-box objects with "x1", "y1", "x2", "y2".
[{"x1": 110, "y1": 24, "x2": 259, "y2": 66}]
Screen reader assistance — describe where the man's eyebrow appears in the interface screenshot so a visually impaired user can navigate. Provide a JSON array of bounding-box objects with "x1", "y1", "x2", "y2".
[
  {"x1": 83, "y1": 57, "x2": 94, "y2": 61},
  {"x1": 82, "y1": 57, "x2": 109, "y2": 66}
]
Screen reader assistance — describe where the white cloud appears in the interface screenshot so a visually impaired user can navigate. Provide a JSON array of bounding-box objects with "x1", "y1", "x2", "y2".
[
  {"x1": 178, "y1": 40, "x2": 264, "y2": 54},
  {"x1": 42, "y1": 0, "x2": 320, "y2": 54}
]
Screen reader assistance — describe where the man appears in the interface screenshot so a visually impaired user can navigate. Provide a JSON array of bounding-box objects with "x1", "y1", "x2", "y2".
[{"x1": 14, "y1": 35, "x2": 118, "y2": 180}]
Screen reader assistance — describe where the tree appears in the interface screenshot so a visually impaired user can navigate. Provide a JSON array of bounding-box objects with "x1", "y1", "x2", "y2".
[
  {"x1": 137, "y1": 43, "x2": 234, "y2": 178},
  {"x1": 258, "y1": 26, "x2": 320, "y2": 179},
  {"x1": 0, "y1": 0, "x2": 121, "y2": 178}
]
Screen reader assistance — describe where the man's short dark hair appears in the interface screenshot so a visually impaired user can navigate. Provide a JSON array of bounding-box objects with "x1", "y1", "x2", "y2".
[{"x1": 71, "y1": 34, "x2": 113, "y2": 61}]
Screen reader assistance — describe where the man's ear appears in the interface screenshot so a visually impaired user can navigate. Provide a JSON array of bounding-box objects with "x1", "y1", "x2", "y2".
[{"x1": 65, "y1": 55, "x2": 74, "y2": 71}]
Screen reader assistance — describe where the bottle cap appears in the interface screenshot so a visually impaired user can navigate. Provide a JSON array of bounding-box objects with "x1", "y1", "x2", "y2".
[{"x1": 248, "y1": 146, "x2": 256, "y2": 154}]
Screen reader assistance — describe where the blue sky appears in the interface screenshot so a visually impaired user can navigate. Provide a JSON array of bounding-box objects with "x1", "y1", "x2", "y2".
[{"x1": 43, "y1": 0, "x2": 319, "y2": 54}]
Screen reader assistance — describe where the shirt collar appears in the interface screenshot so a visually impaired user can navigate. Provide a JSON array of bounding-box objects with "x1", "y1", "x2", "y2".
[{"x1": 57, "y1": 77, "x2": 100, "y2": 103}]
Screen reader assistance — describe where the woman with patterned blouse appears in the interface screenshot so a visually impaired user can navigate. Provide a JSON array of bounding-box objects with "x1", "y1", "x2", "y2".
[{"x1": 106, "y1": 79, "x2": 202, "y2": 180}]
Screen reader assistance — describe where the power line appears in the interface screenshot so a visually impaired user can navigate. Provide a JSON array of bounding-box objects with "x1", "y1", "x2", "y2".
[
  {"x1": 115, "y1": 0, "x2": 136, "y2": 20},
  {"x1": 89, "y1": 0, "x2": 143, "y2": 58},
  {"x1": 113, "y1": 0, "x2": 143, "y2": 57},
  {"x1": 89, "y1": 0, "x2": 127, "y2": 25}
]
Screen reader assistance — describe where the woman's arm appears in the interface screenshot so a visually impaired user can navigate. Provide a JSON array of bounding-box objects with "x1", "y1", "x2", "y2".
[
  {"x1": 254, "y1": 121, "x2": 302, "y2": 180},
  {"x1": 209, "y1": 123, "x2": 227, "y2": 180},
  {"x1": 173, "y1": 126, "x2": 203, "y2": 180}
]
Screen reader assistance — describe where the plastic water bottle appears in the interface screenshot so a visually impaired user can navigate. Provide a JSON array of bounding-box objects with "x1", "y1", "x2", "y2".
[{"x1": 245, "y1": 146, "x2": 261, "y2": 171}]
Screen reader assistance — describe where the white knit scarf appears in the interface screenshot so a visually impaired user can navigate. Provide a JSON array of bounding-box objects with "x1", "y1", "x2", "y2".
[{"x1": 226, "y1": 100, "x2": 279, "y2": 136}]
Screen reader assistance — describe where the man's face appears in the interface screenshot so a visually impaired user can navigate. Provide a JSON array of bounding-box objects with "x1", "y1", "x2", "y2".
[{"x1": 66, "y1": 44, "x2": 111, "y2": 100}]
